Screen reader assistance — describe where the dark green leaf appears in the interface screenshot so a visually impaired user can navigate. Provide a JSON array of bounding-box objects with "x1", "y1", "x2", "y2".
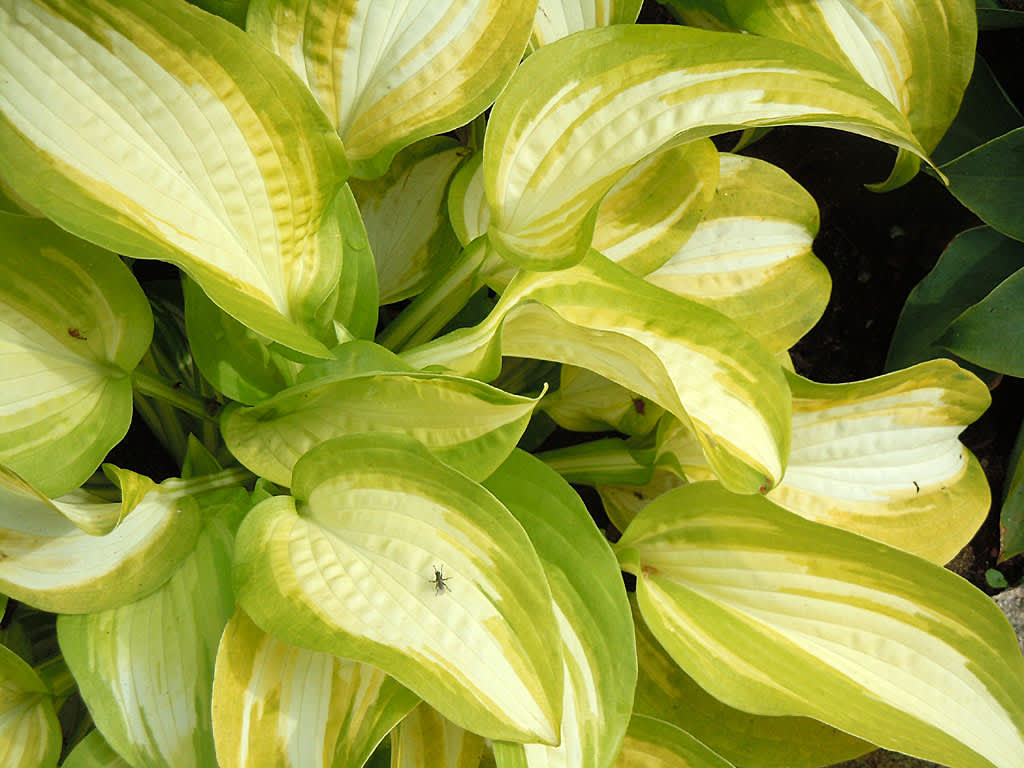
[
  {"x1": 942, "y1": 126, "x2": 1024, "y2": 241},
  {"x1": 939, "y1": 265, "x2": 1024, "y2": 375},
  {"x1": 999, "y1": 417, "x2": 1024, "y2": 561},
  {"x1": 978, "y1": 8, "x2": 1024, "y2": 29},
  {"x1": 931, "y1": 56, "x2": 1023, "y2": 165},
  {"x1": 887, "y1": 227, "x2": 1024, "y2": 371}
]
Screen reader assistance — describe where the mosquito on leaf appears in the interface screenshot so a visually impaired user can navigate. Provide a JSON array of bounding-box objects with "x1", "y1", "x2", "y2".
[{"x1": 429, "y1": 565, "x2": 451, "y2": 596}]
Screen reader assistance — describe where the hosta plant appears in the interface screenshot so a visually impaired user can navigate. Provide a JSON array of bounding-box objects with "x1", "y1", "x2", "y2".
[{"x1": 1, "y1": 0, "x2": 1022, "y2": 767}]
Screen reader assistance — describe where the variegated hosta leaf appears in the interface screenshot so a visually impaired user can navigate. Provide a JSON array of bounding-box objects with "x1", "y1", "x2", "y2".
[
  {"x1": 645, "y1": 152, "x2": 829, "y2": 354},
  {"x1": 62, "y1": 730, "x2": 132, "y2": 768},
  {"x1": 403, "y1": 250, "x2": 790, "y2": 494},
  {"x1": 0, "y1": 643, "x2": 60, "y2": 768},
  {"x1": 631, "y1": 597, "x2": 871, "y2": 768},
  {"x1": 392, "y1": 703, "x2": 487, "y2": 768},
  {"x1": 592, "y1": 139, "x2": 719, "y2": 277},
  {"x1": 351, "y1": 137, "x2": 468, "y2": 304},
  {"x1": 0, "y1": 214, "x2": 152, "y2": 498},
  {"x1": 449, "y1": 152, "x2": 490, "y2": 248},
  {"x1": 664, "y1": 0, "x2": 977, "y2": 188},
  {"x1": 658, "y1": 359, "x2": 992, "y2": 563},
  {"x1": 542, "y1": 366, "x2": 663, "y2": 437},
  {"x1": 36, "y1": 464, "x2": 155, "y2": 537},
  {"x1": 233, "y1": 433, "x2": 563, "y2": 745},
  {"x1": 486, "y1": 450, "x2": 636, "y2": 768},
  {"x1": 530, "y1": 0, "x2": 641, "y2": 50},
  {"x1": 450, "y1": 140, "x2": 719, "y2": 283},
  {"x1": 221, "y1": 343, "x2": 542, "y2": 486},
  {"x1": 58, "y1": 517, "x2": 238, "y2": 768},
  {"x1": 0, "y1": 465, "x2": 203, "y2": 614},
  {"x1": 212, "y1": 609, "x2": 419, "y2": 768},
  {"x1": 616, "y1": 482, "x2": 1024, "y2": 768},
  {"x1": 0, "y1": 0, "x2": 351, "y2": 356},
  {"x1": 460, "y1": 137, "x2": 721, "y2": 297},
  {"x1": 614, "y1": 715, "x2": 735, "y2": 768},
  {"x1": 484, "y1": 24, "x2": 929, "y2": 271},
  {"x1": 246, "y1": 0, "x2": 537, "y2": 179}
]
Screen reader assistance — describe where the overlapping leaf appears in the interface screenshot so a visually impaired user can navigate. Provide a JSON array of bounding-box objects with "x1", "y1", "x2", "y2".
[
  {"x1": 58, "y1": 515, "x2": 239, "y2": 768},
  {"x1": 391, "y1": 703, "x2": 487, "y2": 768},
  {"x1": 530, "y1": 0, "x2": 642, "y2": 49},
  {"x1": 0, "y1": 466, "x2": 204, "y2": 614},
  {"x1": 617, "y1": 482, "x2": 1024, "y2": 768},
  {"x1": 613, "y1": 715, "x2": 735, "y2": 768},
  {"x1": 662, "y1": 0, "x2": 976, "y2": 188},
  {"x1": 542, "y1": 366, "x2": 663, "y2": 437},
  {"x1": 0, "y1": 643, "x2": 59, "y2": 768},
  {"x1": 657, "y1": 360, "x2": 991, "y2": 563},
  {"x1": 0, "y1": 0, "x2": 352, "y2": 355},
  {"x1": 631, "y1": 598, "x2": 870, "y2": 768},
  {"x1": 212, "y1": 609, "x2": 419, "y2": 768},
  {"x1": 62, "y1": 730, "x2": 131, "y2": 768},
  {"x1": 0, "y1": 214, "x2": 151, "y2": 498},
  {"x1": 486, "y1": 451, "x2": 636, "y2": 768},
  {"x1": 403, "y1": 250, "x2": 790, "y2": 494},
  {"x1": 221, "y1": 342, "x2": 542, "y2": 486},
  {"x1": 350, "y1": 138, "x2": 468, "y2": 303},
  {"x1": 484, "y1": 24, "x2": 929, "y2": 270},
  {"x1": 645, "y1": 152, "x2": 829, "y2": 353},
  {"x1": 246, "y1": 0, "x2": 537, "y2": 178},
  {"x1": 233, "y1": 433, "x2": 563, "y2": 744}
]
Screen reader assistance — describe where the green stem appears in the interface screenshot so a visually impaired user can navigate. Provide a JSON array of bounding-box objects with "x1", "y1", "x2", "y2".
[
  {"x1": 378, "y1": 238, "x2": 489, "y2": 352},
  {"x1": 537, "y1": 438, "x2": 655, "y2": 486},
  {"x1": 35, "y1": 655, "x2": 76, "y2": 700},
  {"x1": 160, "y1": 467, "x2": 255, "y2": 498},
  {"x1": 132, "y1": 368, "x2": 219, "y2": 423}
]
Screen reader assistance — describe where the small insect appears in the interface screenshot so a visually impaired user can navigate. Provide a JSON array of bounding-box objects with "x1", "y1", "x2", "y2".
[
  {"x1": 632, "y1": 398, "x2": 646, "y2": 415},
  {"x1": 912, "y1": 480, "x2": 920, "y2": 493},
  {"x1": 429, "y1": 565, "x2": 451, "y2": 595},
  {"x1": 67, "y1": 327, "x2": 88, "y2": 340}
]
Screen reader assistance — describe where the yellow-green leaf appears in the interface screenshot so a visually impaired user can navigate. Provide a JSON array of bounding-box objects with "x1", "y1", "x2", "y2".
[
  {"x1": 0, "y1": 214, "x2": 151, "y2": 498},
  {"x1": 613, "y1": 714, "x2": 734, "y2": 768},
  {"x1": 664, "y1": 0, "x2": 977, "y2": 188},
  {"x1": 486, "y1": 451, "x2": 636, "y2": 768},
  {"x1": 247, "y1": 0, "x2": 537, "y2": 178},
  {"x1": 592, "y1": 139, "x2": 719, "y2": 277},
  {"x1": 657, "y1": 360, "x2": 992, "y2": 563},
  {"x1": 0, "y1": 465, "x2": 203, "y2": 614},
  {"x1": 0, "y1": 0, "x2": 351, "y2": 356},
  {"x1": 392, "y1": 703, "x2": 487, "y2": 768},
  {"x1": 484, "y1": 24, "x2": 929, "y2": 270},
  {"x1": 350, "y1": 138, "x2": 469, "y2": 304},
  {"x1": 212, "y1": 609, "x2": 418, "y2": 768},
  {"x1": 404, "y1": 250, "x2": 790, "y2": 494},
  {"x1": 221, "y1": 344, "x2": 542, "y2": 486},
  {"x1": 233, "y1": 433, "x2": 563, "y2": 745},
  {"x1": 645, "y1": 152, "x2": 829, "y2": 353},
  {"x1": 631, "y1": 597, "x2": 871, "y2": 768},
  {"x1": 62, "y1": 730, "x2": 132, "y2": 768},
  {"x1": 617, "y1": 482, "x2": 1024, "y2": 768},
  {"x1": 542, "y1": 366, "x2": 663, "y2": 437},
  {"x1": 530, "y1": 0, "x2": 642, "y2": 49},
  {"x1": 58, "y1": 517, "x2": 237, "y2": 768},
  {"x1": 0, "y1": 643, "x2": 59, "y2": 768}
]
